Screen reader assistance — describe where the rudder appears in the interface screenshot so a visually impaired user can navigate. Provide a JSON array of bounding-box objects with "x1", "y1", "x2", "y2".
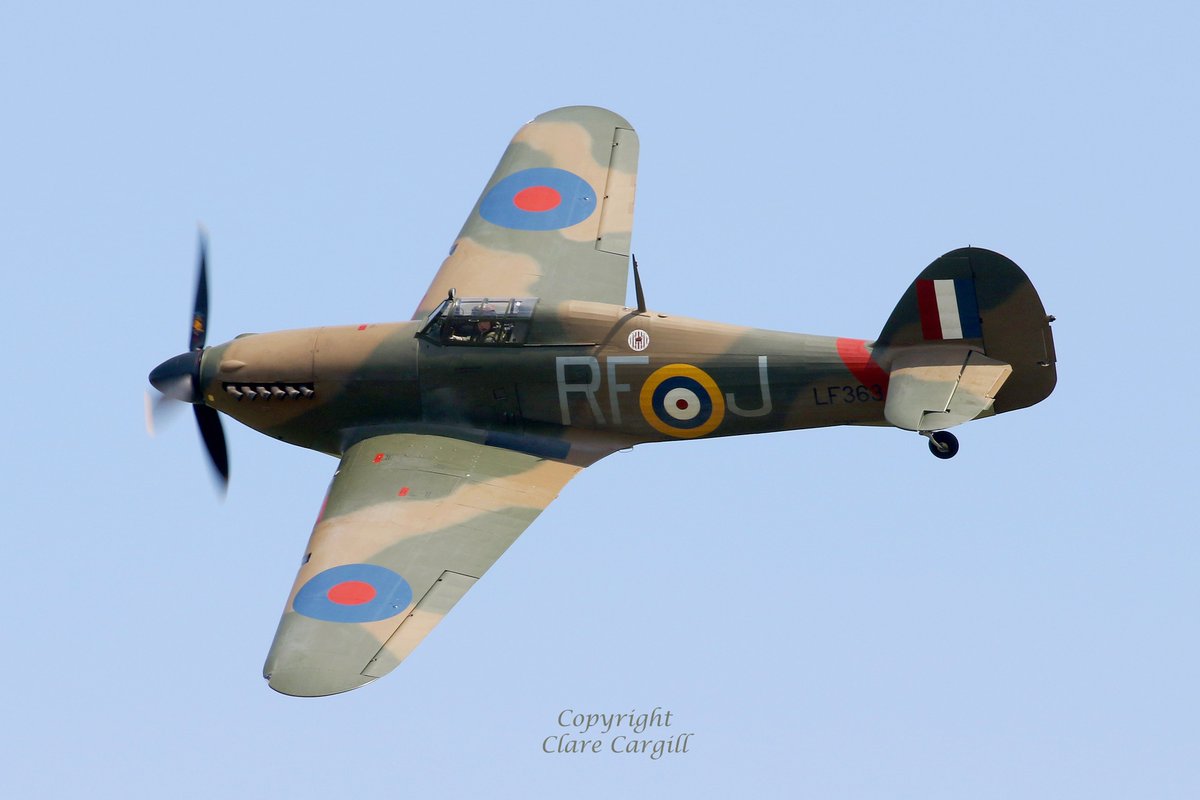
[{"x1": 876, "y1": 247, "x2": 1056, "y2": 424}]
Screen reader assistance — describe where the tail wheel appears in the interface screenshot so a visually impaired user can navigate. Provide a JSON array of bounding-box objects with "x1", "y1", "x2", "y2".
[{"x1": 927, "y1": 431, "x2": 959, "y2": 459}]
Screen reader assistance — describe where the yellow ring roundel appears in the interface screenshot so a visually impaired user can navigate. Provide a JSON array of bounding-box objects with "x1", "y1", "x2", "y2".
[{"x1": 639, "y1": 364, "x2": 726, "y2": 438}]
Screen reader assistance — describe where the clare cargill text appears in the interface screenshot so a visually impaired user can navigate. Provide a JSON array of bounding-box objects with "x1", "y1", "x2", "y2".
[{"x1": 543, "y1": 707, "x2": 693, "y2": 760}]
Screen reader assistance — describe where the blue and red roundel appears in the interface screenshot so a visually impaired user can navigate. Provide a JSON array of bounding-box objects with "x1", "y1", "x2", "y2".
[
  {"x1": 479, "y1": 167, "x2": 597, "y2": 231},
  {"x1": 292, "y1": 563, "x2": 413, "y2": 623}
]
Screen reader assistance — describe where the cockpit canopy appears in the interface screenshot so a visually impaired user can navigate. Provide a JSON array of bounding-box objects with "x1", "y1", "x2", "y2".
[{"x1": 419, "y1": 296, "x2": 538, "y2": 346}]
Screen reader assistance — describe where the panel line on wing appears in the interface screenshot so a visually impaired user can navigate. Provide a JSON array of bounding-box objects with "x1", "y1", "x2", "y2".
[
  {"x1": 362, "y1": 570, "x2": 479, "y2": 678},
  {"x1": 596, "y1": 126, "x2": 638, "y2": 257}
]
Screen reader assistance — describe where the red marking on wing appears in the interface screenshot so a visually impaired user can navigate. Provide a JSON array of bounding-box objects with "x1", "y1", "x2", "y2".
[
  {"x1": 915, "y1": 279, "x2": 942, "y2": 340},
  {"x1": 327, "y1": 580, "x2": 376, "y2": 606},
  {"x1": 373, "y1": 453, "x2": 385, "y2": 464},
  {"x1": 513, "y1": 186, "x2": 561, "y2": 212},
  {"x1": 397, "y1": 487, "x2": 409, "y2": 497},
  {"x1": 357, "y1": 324, "x2": 368, "y2": 331},
  {"x1": 836, "y1": 338, "x2": 889, "y2": 396}
]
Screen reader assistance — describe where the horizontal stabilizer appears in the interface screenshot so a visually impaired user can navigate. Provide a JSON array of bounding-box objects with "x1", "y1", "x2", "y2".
[{"x1": 884, "y1": 347, "x2": 1012, "y2": 431}]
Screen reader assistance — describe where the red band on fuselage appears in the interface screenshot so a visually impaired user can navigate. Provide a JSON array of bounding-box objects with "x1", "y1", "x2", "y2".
[{"x1": 836, "y1": 338, "x2": 889, "y2": 396}]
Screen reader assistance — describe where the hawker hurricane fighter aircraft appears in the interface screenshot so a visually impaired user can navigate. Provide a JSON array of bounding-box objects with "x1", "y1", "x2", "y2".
[{"x1": 149, "y1": 106, "x2": 1057, "y2": 696}]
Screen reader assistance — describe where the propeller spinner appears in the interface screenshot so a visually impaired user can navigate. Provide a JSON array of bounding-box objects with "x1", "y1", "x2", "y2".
[{"x1": 148, "y1": 233, "x2": 230, "y2": 489}]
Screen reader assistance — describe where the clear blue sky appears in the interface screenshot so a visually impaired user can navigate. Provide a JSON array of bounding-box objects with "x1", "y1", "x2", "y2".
[{"x1": 3, "y1": 2, "x2": 1197, "y2": 797}]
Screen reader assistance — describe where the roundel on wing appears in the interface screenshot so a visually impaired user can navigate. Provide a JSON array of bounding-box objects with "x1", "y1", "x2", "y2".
[
  {"x1": 639, "y1": 364, "x2": 726, "y2": 438},
  {"x1": 478, "y1": 167, "x2": 597, "y2": 231},
  {"x1": 292, "y1": 563, "x2": 413, "y2": 623}
]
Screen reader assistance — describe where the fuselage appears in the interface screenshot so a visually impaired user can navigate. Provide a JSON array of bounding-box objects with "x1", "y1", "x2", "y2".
[{"x1": 200, "y1": 301, "x2": 890, "y2": 467}]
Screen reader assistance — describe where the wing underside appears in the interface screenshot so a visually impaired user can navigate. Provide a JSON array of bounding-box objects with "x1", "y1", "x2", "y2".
[
  {"x1": 263, "y1": 434, "x2": 580, "y2": 696},
  {"x1": 414, "y1": 106, "x2": 639, "y2": 316}
]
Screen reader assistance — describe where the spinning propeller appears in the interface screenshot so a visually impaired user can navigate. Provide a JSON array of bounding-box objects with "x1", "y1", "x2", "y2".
[{"x1": 147, "y1": 232, "x2": 230, "y2": 490}]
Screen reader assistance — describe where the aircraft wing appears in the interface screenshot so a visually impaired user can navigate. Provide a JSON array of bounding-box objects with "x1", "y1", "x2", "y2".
[
  {"x1": 263, "y1": 433, "x2": 580, "y2": 696},
  {"x1": 413, "y1": 106, "x2": 639, "y2": 317}
]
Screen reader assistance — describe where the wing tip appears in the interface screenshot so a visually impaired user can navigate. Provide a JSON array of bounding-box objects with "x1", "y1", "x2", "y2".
[
  {"x1": 533, "y1": 105, "x2": 634, "y2": 131},
  {"x1": 264, "y1": 668, "x2": 377, "y2": 698}
]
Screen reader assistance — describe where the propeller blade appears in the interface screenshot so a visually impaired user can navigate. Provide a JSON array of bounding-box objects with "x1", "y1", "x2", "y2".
[
  {"x1": 150, "y1": 229, "x2": 230, "y2": 494},
  {"x1": 144, "y1": 390, "x2": 183, "y2": 436},
  {"x1": 190, "y1": 231, "x2": 209, "y2": 352},
  {"x1": 144, "y1": 391, "x2": 156, "y2": 436},
  {"x1": 194, "y1": 404, "x2": 229, "y2": 490}
]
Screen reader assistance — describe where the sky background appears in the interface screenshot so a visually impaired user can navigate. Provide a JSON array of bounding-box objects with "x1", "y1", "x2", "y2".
[{"x1": 3, "y1": 2, "x2": 1197, "y2": 797}]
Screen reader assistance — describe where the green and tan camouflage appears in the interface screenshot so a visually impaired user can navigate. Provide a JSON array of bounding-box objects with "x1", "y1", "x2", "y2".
[{"x1": 149, "y1": 106, "x2": 1057, "y2": 696}]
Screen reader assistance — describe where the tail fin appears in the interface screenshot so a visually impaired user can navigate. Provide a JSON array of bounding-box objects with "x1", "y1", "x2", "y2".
[{"x1": 876, "y1": 247, "x2": 1056, "y2": 430}]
